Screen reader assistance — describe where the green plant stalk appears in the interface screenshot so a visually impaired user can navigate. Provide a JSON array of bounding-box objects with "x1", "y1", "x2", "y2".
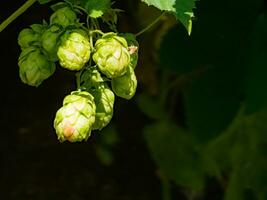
[
  {"x1": 135, "y1": 12, "x2": 165, "y2": 37},
  {"x1": 0, "y1": 0, "x2": 37, "y2": 32}
]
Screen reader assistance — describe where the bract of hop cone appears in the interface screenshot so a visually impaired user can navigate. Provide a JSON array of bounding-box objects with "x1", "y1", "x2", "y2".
[
  {"x1": 54, "y1": 91, "x2": 96, "y2": 142},
  {"x1": 93, "y1": 32, "x2": 131, "y2": 78}
]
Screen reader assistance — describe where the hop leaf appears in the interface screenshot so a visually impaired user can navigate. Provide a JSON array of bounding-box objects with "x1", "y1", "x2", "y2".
[
  {"x1": 41, "y1": 24, "x2": 64, "y2": 61},
  {"x1": 91, "y1": 84, "x2": 115, "y2": 130},
  {"x1": 50, "y1": 6, "x2": 77, "y2": 27},
  {"x1": 121, "y1": 33, "x2": 139, "y2": 69},
  {"x1": 54, "y1": 91, "x2": 96, "y2": 142},
  {"x1": 93, "y1": 32, "x2": 131, "y2": 78},
  {"x1": 57, "y1": 30, "x2": 91, "y2": 70},
  {"x1": 18, "y1": 24, "x2": 44, "y2": 49},
  {"x1": 18, "y1": 47, "x2": 56, "y2": 87},
  {"x1": 111, "y1": 66, "x2": 137, "y2": 100}
]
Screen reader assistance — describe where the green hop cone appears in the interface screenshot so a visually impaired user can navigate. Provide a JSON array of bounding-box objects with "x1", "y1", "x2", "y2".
[
  {"x1": 121, "y1": 33, "x2": 139, "y2": 69},
  {"x1": 91, "y1": 84, "x2": 115, "y2": 130},
  {"x1": 50, "y1": 7, "x2": 77, "y2": 27},
  {"x1": 81, "y1": 68, "x2": 105, "y2": 90},
  {"x1": 111, "y1": 66, "x2": 137, "y2": 100},
  {"x1": 93, "y1": 32, "x2": 131, "y2": 78},
  {"x1": 57, "y1": 30, "x2": 91, "y2": 70},
  {"x1": 18, "y1": 47, "x2": 56, "y2": 87},
  {"x1": 54, "y1": 91, "x2": 96, "y2": 142},
  {"x1": 18, "y1": 24, "x2": 44, "y2": 49},
  {"x1": 41, "y1": 24, "x2": 64, "y2": 61}
]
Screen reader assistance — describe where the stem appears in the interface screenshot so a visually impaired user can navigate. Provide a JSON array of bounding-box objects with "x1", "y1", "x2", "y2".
[
  {"x1": 0, "y1": 0, "x2": 37, "y2": 33},
  {"x1": 135, "y1": 12, "x2": 165, "y2": 37}
]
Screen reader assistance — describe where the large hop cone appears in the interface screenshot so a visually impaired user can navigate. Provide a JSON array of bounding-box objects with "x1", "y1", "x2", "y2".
[
  {"x1": 111, "y1": 66, "x2": 137, "y2": 100},
  {"x1": 54, "y1": 91, "x2": 96, "y2": 142},
  {"x1": 57, "y1": 30, "x2": 91, "y2": 70},
  {"x1": 91, "y1": 84, "x2": 115, "y2": 130},
  {"x1": 50, "y1": 6, "x2": 77, "y2": 27},
  {"x1": 18, "y1": 47, "x2": 55, "y2": 87},
  {"x1": 93, "y1": 32, "x2": 131, "y2": 78}
]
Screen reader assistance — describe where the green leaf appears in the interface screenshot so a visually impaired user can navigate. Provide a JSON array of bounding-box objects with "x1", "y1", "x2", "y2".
[
  {"x1": 244, "y1": 14, "x2": 267, "y2": 114},
  {"x1": 80, "y1": 0, "x2": 111, "y2": 18},
  {"x1": 144, "y1": 121, "x2": 205, "y2": 189},
  {"x1": 136, "y1": 94, "x2": 167, "y2": 120},
  {"x1": 141, "y1": 0, "x2": 196, "y2": 34}
]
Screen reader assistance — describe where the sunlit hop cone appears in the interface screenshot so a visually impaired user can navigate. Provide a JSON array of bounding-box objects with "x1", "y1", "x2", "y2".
[
  {"x1": 50, "y1": 6, "x2": 77, "y2": 27},
  {"x1": 18, "y1": 47, "x2": 56, "y2": 87},
  {"x1": 57, "y1": 30, "x2": 91, "y2": 70},
  {"x1": 54, "y1": 91, "x2": 96, "y2": 142},
  {"x1": 91, "y1": 84, "x2": 115, "y2": 130},
  {"x1": 93, "y1": 32, "x2": 131, "y2": 78},
  {"x1": 121, "y1": 33, "x2": 139, "y2": 69},
  {"x1": 18, "y1": 24, "x2": 44, "y2": 49},
  {"x1": 41, "y1": 24, "x2": 64, "y2": 61},
  {"x1": 111, "y1": 66, "x2": 137, "y2": 100}
]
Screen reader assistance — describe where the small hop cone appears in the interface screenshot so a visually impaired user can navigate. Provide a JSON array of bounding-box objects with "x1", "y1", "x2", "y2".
[
  {"x1": 93, "y1": 32, "x2": 131, "y2": 78},
  {"x1": 121, "y1": 33, "x2": 139, "y2": 69},
  {"x1": 111, "y1": 66, "x2": 137, "y2": 100},
  {"x1": 18, "y1": 47, "x2": 55, "y2": 87},
  {"x1": 50, "y1": 7, "x2": 77, "y2": 27},
  {"x1": 81, "y1": 68, "x2": 105, "y2": 90},
  {"x1": 54, "y1": 91, "x2": 96, "y2": 142},
  {"x1": 18, "y1": 24, "x2": 44, "y2": 49},
  {"x1": 57, "y1": 30, "x2": 91, "y2": 70},
  {"x1": 91, "y1": 84, "x2": 115, "y2": 130},
  {"x1": 41, "y1": 24, "x2": 64, "y2": 61}
]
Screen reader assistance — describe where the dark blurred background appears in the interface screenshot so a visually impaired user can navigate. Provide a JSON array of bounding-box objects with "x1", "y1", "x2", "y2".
[{"x1": 1, "y1": 0, "x2": 267, "y2": 199}]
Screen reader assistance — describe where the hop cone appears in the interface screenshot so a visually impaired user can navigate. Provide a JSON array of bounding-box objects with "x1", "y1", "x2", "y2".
[
  {"x1": 41, "y1": 24, "x2": 64, "y2": 61},
  {"x1": 91, "y1": 84, "x2": 115, "y2": 130},
  {"x1": 18, "y1": 47, "x2": 55, "y2": 87},
  {"x1": 57, "y1": 30, "x2": 91, "y2": 70},
  {"x1": 121, "y1": 33, "x2": 139, "y2": 69},
  {"x1": 18, "y1": 24, "x2": 44, "y2": 49},
  {"x1": 81, "y1": 68, "x2": 105, "y2": 90},
  {"x1": 54, "y1": 91, "x2": 96, "y2": 142},
  {"x1": 93, "y1": 32, "x2": 131, "y2": 78},
  {"x1": 50, "y1": 7, "x2": 77, "y2": 27},
  {"x1": 111, "y1": 66, "x2": 137, "y2": 100}
]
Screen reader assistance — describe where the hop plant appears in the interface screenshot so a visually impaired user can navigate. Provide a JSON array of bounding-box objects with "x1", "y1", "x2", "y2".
[
  {"x1": 50, "y1": 6, "x2": 77, "y2": 27},
  {"x1": 18, "y1": 24, "x2": 44, "y2": 49},
  {"x1": 111, "y1": 66, "x2": 137, "y2": 100},
  {"x1": 18, "y1": 47, "x2": 56, "y2": 87},
  {"x1": 93, "y1": 32, "x2": 131, "y2": 78},
  {"x1": 57, "y1": 30, "x2": 91, "y2": 70},
  {"x1": 41, "y1": 24, "x2": 64, "y2": 61},
  {"x1": 91, "y1": 84, "x2": 115, "y2": 130},
  {"x1": 54, "y1": 91, "x2": 96, "y2": 142}
]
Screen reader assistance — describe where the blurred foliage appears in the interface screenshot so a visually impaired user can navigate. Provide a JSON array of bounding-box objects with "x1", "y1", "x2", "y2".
[{"x1": 137, "y1": 0, "x2": 267, "y2": 199}]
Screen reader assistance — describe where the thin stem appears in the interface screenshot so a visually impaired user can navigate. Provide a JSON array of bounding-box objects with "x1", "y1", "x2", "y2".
[
  {"x1": 0, "y1": 0, "x2": 37, "y2": 32},
  {"x1": 135, "y1": 12, "x2": 165, "y2": 37}
]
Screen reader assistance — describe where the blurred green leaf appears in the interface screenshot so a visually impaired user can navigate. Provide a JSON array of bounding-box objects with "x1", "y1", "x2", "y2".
[
  {"x1": 144, "y1": 121, "x2": 204, "y2": 189},
  {"x1": 136, "y1": 94, "x2": 167, "y2": 120},
  {"x1": 38, "y1": 0, "x2": 54, "y2": 4},
  {"x1": 96, "y1": 146, "x2": 114, "y2": 166},
  {"x1": 244, "y1": 14, "x2": 267, "y2": 114},
  {"x1": 141, "y1": 0, "x2": 196, "y2": 34}
]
